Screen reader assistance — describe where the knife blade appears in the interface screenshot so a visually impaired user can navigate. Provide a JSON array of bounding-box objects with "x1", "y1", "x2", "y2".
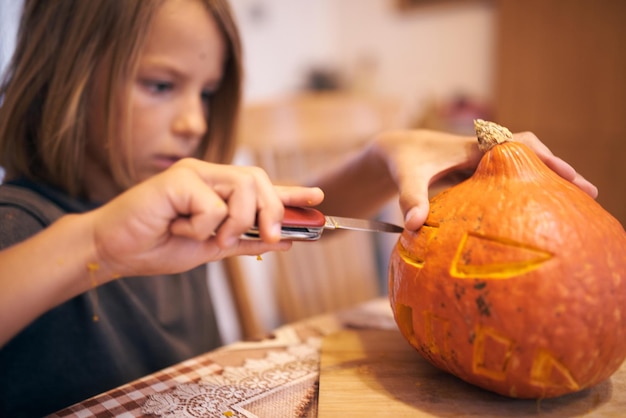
[{"x1": 244, "y1": 206, "x2": 404, "y2": 241}]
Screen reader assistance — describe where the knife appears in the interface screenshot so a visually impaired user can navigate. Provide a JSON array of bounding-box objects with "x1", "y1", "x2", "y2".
[{"x1": 244, "y1": 206, "x2": 404, "y2": 241}]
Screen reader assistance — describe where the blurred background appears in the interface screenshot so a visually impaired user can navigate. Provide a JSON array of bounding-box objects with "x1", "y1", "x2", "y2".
[
  {"x1": 227, "y1": 0, "x2": 626, "y2": 337},
  {"x1": 1, "y1": 0, "x2": 623, "y2": 223},
  {"x1": 230, "y1": 0, "x2": 495, "y2": 116},
  {"x1": 1, "y1": 0, "x2": 624, "y2": 339},
  {"x1": 228, "y1": 0, "x2": 625, "y2": 226}
]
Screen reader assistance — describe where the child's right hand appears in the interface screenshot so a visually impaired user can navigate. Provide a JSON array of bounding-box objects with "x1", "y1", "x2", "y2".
[
  {"x1": 90, "y1": 158, "x2": 324, "y2": 278},
  {"x1": 1, "y1": 159, "x2": 323, "y2": 345}
]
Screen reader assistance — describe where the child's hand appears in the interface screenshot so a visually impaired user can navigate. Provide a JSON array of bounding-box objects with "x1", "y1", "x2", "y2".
[
  {"x1": 90, "y1": 158, "x2": 323, "y2": 277},
  {"x1": 511, "y1": 131, "x2": 597, "y2": 197},
  {"x1": 372, "y1": 130, "x2": 597, "y2": 231}
]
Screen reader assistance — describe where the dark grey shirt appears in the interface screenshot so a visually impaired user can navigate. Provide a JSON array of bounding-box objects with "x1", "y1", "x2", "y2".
[{"x1": 0, "y1": 181, "x2": 222, "y2": 417}]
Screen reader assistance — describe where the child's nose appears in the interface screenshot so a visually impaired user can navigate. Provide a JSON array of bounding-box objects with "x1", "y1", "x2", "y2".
[{"x1": 173, "y1": 95, "x2": 207, "y2": 139}]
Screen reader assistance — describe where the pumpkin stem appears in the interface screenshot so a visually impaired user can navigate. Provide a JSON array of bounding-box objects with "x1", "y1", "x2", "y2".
[{"x1": 474, "y1": 119, "x2": 513, "y2": 152}]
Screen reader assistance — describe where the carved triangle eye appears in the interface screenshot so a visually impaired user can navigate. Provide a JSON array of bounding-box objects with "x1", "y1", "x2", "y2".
[
  {"x1": 396, "y1": 225, "x2": 438, "y2": 269},
  {"x1": 451, "y1": 232, "x2": 553, "y2": 279}
]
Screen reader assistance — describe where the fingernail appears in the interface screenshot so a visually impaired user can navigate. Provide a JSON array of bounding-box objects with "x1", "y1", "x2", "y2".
[
  {"x1": 404, "y1": 207, "x2": 419, "y2": 224},
  {"x1": 224, "y1": 235, "x2": 238, "y2": 248},
  {"x1": 271, "y1": 223, "x2": 282, "y2": 240}
]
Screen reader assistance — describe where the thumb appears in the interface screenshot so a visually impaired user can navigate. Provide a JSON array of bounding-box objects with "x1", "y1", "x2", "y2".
[
  {"x1": 403, "y1": 204, "x2": 430, "y2": 231},
  {"x1": 398, "y1": 179, "x2": 431, "y2": 231}
]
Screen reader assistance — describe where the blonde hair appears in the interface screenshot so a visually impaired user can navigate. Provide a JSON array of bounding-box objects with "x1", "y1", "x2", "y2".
[{"x1": 0, "y1": 0, "x2": 243, "y2": 198}]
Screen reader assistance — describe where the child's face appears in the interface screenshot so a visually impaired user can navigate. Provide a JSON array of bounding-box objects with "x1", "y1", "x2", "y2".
[{"x1": 87, "y1": 0, "x2": 227, "y2": 199}]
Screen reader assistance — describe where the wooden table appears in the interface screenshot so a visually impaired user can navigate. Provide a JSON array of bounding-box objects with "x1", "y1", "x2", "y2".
[
  {"x1": 318, "y1": 329, "x2": 626, "y2": 417},
  {"x1": 51, "y1": 298, "x2": 626, "y2": 417}
]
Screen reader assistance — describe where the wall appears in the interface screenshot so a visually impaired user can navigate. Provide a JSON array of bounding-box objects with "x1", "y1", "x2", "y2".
[
  {"x1": 229, "y1": 0, "x2": 338, "y2": 100},
  {"x1": 1, "y1": 0, "x2": 496, "y2": 120},
  {"x1": 0, "y1": 0, "x2": 22, "y2": 77},
  {"x1": 231, "y1": 0, "x2": 496, "y2": 119}
]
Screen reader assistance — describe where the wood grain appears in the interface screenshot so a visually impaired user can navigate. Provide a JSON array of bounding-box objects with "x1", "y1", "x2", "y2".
[{"x1": 318, "y1": 329, "x2": 626, "y2": 417}]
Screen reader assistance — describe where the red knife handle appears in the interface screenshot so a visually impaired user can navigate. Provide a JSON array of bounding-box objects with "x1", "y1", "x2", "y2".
[{"x1": 282, "y1": 206, "x2": 326, "y2": 227}]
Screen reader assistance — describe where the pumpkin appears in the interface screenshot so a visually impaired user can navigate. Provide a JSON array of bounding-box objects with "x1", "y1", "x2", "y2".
[{"x1": 388, "y1": 120, "x2": 626, "y2": 399}]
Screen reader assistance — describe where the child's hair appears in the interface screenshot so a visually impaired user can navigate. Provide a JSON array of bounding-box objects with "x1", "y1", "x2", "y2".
[{"x1": 0, "y1": 0, "x2": 243, "y2": 198}]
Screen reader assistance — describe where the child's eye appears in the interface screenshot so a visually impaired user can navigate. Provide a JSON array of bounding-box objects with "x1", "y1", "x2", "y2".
[
  {"x1": 142, "y1": 80, "x2": 173, "y2": 94},
  {"x1": 201, "y1": 89, "x2": 215, "y2": 103}
]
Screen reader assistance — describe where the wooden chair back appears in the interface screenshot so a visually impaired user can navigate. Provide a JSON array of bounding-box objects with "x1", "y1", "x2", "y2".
[{"x1": 225, "y1": 92, "x2": 402, "y2": 339}]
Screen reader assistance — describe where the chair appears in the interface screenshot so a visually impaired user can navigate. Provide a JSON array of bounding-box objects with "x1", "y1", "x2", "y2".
[{"x1": 224, "y1": 92, "x2": 404, "y2": 340}]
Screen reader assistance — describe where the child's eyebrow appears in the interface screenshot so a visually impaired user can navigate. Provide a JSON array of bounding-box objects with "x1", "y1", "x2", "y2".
[{"x1": 138, "y1": 57, "x2": 222, "y2": 87}]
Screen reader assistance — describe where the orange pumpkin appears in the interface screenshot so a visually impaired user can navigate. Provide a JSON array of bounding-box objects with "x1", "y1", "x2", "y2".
[{"x1": 388, "y1": 120, "x2": 626, "y2": 398}]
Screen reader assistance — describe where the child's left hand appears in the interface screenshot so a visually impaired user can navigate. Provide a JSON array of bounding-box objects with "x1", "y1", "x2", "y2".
[{"x1": 372, "y1": 129, "x2": 597, "y2": 231}]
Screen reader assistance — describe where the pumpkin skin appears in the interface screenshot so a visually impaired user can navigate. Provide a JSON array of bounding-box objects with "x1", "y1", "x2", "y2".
[{"x1": 388, "y1": 133, "x2": 626, "y2": 399}]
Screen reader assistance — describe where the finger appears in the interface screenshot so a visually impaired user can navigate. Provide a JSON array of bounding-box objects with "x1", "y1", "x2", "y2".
[
  {"x1": 512, "y1": 131, "x2": 554, "y2": 158},
  {"x1": 249, "y1": 168, "x2": 286, "y2": 243},
  {"x1": 541, "y1": 156, "x2": 598, "y2": 199},
  {"x1": 274, "y1": 186, "x2": 325, "y2": 207},
  {"x1": 572, "y1": 176, "x2": 598, "y2": 198},
  {"x1": 397, "y1": 176, "x2": 431, "y2": 231},
  {"x1": 225, "y1": 238, "x2": 293, "y2": 257},
  {"x1": 213, "y1": 170, "x2": 260, "y2": 248},
  {"x1": 192, "y1": 235, "x2": 294, "y2": 261},
  {"x1": 403, "y1": 204, "x2": 430, "y2": 231},
  {"x1": 175, "y1": 161, "x2": 285, "y2": 246},
  {"x1": 513, "y1": 132, "x2": 598, "y2": 198},
  {"x1": 541, "y1": 155, "x2": 576, "y2": 181},
  {"x1": 134, "y1": 235, "x2": 293, "y2": 275},
  {"x1": 167, "y1": 180, "x2": 229, "y2": 241},
  {"x1": 213, "y1": 166, "x2": 284, "y2": 246}
]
